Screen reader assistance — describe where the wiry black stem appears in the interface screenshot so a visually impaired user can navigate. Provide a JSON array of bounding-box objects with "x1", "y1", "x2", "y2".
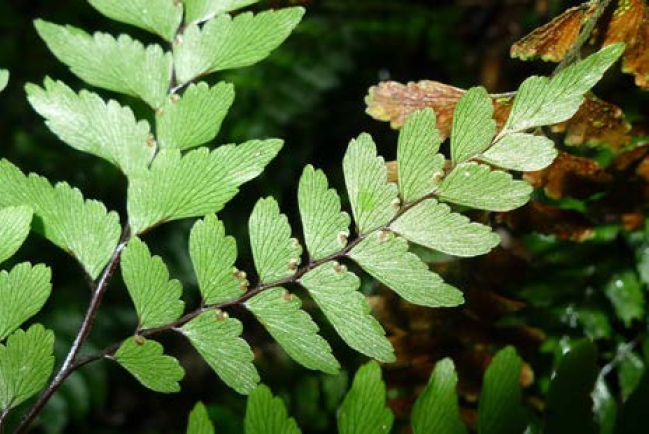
[
  {"x1": 0, "y1": 406, "x2": 10, "y2": 433},
  {"x1": 74, "y1": 228, "x2": 372, "y2": 367},
  {"x1": 14, "y1": 227, "x2": 131, "y2": 434},
  {"x1": 72, "y1": 188, "x2": 437, "y2": 371},
  {"x1": 12, "y1": 13, "x2": 192, "y2": 431}
]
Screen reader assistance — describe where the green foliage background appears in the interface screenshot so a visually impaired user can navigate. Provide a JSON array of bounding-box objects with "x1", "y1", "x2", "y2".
[{"x1": 1, "y1": 0, "x2": 648, "y2": 433}]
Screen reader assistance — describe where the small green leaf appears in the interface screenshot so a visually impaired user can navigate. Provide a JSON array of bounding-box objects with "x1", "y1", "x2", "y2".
[
  {"x1": 578, "y1": 307, "x2": 612, "y2": 339},
  {"x1": 173, "y1": 8, "x2": 305, "y2": 83},
  {"x1": 184, "y1": 0, "x2": 259, "y2": 24},
  {"x1": 300, "y1": 263, "x2": 394, "y2": 362},
  {"x1": 0, "y1": 159, "x2": 121, "y2": 279},
  {"x1": 189, "y1": 215, "x2": 242, "y2": 305},
  {"x1": 604, "y1": 270, "x2": 644, "y2": 327},
  {"x1": 397, "y1": 108, "x2": 444, "y2": 202},
  {"x1": 480, "y1": 133, "x2": 557, "y2": 171},
  {"x1": 0, "y1": 206, "x2": 33, "y2": 265},
  {"x1": 245, "y1": 385, "x2": 301, "y2": 434},
  {"x1": 246, "y1": 287, "x2": 339, "y2": 374},
  {"x1": 543, "y1": 340, "x2": 598, "y2": 434},
  {"x1": 450, "y1": 87, "x2": 496, "y2": 163},
  {"x1": 27, "y1": 78, "x2": 155, "y2": 176},
  {"x1": 35, "y1": 20, "x2": 172, "y2": 108},
  {"x1": 0, "y1": 324, "x2": 55, "y2": 410},
  {"x1": 391, "y1": 199, "x2": 499, "y2": 257},
  {"x1": 632, "y1": 230, "x2": 649, "y2": 286},
  {"x1": 128, "y1": 140, "x2": 282, "y2": 234},
  {"x1": 478, "y1": 346, "x2": 527, "y2": 434},
  {"x1": 113, "y1": 337, "x2": 184, "y2": 393},
  {"x1": 298, "y1": 165, "x2": 350, "y2": 260},
  {"x1": 121, "y1": 237, "x2": 184, "y2": 330},
  {"x1": 412, "y1": 358, "x2": 466, "y2": 434},
  {"x1": 614, "y1": 340, "x2": 649, "y2": 434},
  {"x1": 157, "y1": 82, "x2": 234, "y2": 151},
  {"x1": 337, "y1": 361, "x2": 393, "y2": 434},
  {"x1": 181, "y1": 312, "x2": 259, "y2": 394},
  {"x1": 343, "y1": 133, "x2": 398, "y2": 234},
  {"x1": 618, "y1": 349, "x2": 645, "y2": 400},
  {"x1": 0, "y1": 70, "x2": 8, "y2": 92},
  {"x1": 0, "y1": 263, "x2": 51, "y2": 340},
  {"x1": 249, "y1": 197, "x2": 302, "y2": 283},
  {"x1": 504, "y1": 44, "x2": 624, "y2": 133},
  {"x1": 350, "y1": 231, "x2": 463, "y2": 307},
  {"x1": 187, "y1": 402, "x2": 215, "y2": 434},
  {"x1": 88, "y1": 0, "x2": 183, "y2": 41},
  {"x1": 437, "y1": 162, "x2": 532, "y2": 211}
]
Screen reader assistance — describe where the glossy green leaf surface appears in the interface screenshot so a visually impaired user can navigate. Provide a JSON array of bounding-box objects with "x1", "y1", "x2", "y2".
[
  {"x1": 0, "y1": 160, "x2": 121, "y2": 279},
  {"x1": 249, "y1": 197, "x2": 302, "y2": 283},
  {"x1": 157, "y1": 82, "x2": 234, "y2": 151},
  {"x1": 27, "y1": 78, "x2": 155, "y2": 176},
  {"x1": 300, "y1": 263, "x2": 394, "y2": 362},
  {"x1": 181, "y1": 312, "x2": 259, "y2": 394},
  {"x1": 397, "y1": 108, "x2": 444, "y2": 202},
  {"x1": 89, "y1": 0, "x2": 183, "y2": 41},
  {"x1": 113, "y1": 337, "x2": 184, "y2": 393},
  {"x1": 0, "y1": 263, "x2": 51, "y2": 340},
  {"x1": 245, "y1": 385, "x2": 301, "y2": 434},
  {"x1": 337, "y1": 361, "x2": 393, "y2": 434},
  {"x1": 128, "y1": 140, "x2": 282, "y2": 234},
  {"x1": 186, "y1": 402, "x2": 215, "y2": 434},
  {"x1": 504, "y1": 44, "x2": 624, "y2": 133},
  {"x1": 478, "y1": 346, "x2": 527, "y2": 434},
  {"x1": 121, "y1": 237, "x2": 184, "y2": 329},
  {"x1": 35, "y1": 20, "x2": 172, "y2": 108},
  {"x1": 189, "y1": 215, "x2": 242, "y2": 305},
  {"x1": 450, "y1": 87, "x2": 496, "y2": 163},
  {"x1": 0, "y1": 206, "x2": 33, "y2": 265},
  {"x1": 480, "y1": 133, "x2": 557, "y2": 171},
  {"x1": 298, "y1": 165, "x2": 350, "y2": 260},
  {"x1": 246, "y1": 287, "x2": 339, "y2": 374},
  {"x1": 0, "y1": 324, "x2": 55, "y2": 410},
  {"x1": 343, "y1": 133, "x2": 398, "y2": 234},
  {"x1": 391, "y1": 199, "x2": 499, "y2": 257},
  {"x1": 412, "y1": 358, "x2": 466, "y2": 434},
  {"x1": 350, "y1": 231, "x2": 464, "y2": 307},
  {"x1": 437, "y1": 162, "x2": 532, "y2": 212},
  {"x1": 0, "y1": 70, "x2": 8, "y2": 92},
  {"x1": 173, "y1": 8, "x2": 304, "y2": 83}
]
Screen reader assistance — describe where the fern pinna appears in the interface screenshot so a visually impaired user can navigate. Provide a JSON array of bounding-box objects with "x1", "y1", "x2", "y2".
[{"x1": 0, "y1": 0, "x2": 623, "y2": 432}]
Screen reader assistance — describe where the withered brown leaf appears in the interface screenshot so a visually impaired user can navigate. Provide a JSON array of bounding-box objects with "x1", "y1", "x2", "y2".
[
  {"x1": 609, "y1": 143, "x2": 649, "y2": 172},
  {"x1": 602, "y1": 0, "x2": 649, "y2": 89},
  {"x1": 498, "y1": 201, "x2": 594, "y2": 241},
  {"x1": 512, "y1": 0, "x2": 649, "y2": 89},
  {"x1": 368, "y1": 248, "x2": 539, "y2": 424},
  {"x1": 369, "y1": 81, "x2": 626, "y2": 156},
  {"x1": 510, "y1": 3, "x2": 596, "y2": 62},
  {"x1": 524, "y1": 151, "x2": 612, "y2": 199},
  {"x1": 365, "y1": 80, "x2": 465, "y2": 136},
  {"x1": 635, "y1": 151, "x2": 649, "y2": 181},
  {"x1": 562, "y1": 144, "x2": 649, "y2": 220},
  {"x1": 366, "y1": 80, "x2": 513, "y2": 139},
  {"x1": 551, "y1": 93, "x2": 631, "y2": 149}
]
